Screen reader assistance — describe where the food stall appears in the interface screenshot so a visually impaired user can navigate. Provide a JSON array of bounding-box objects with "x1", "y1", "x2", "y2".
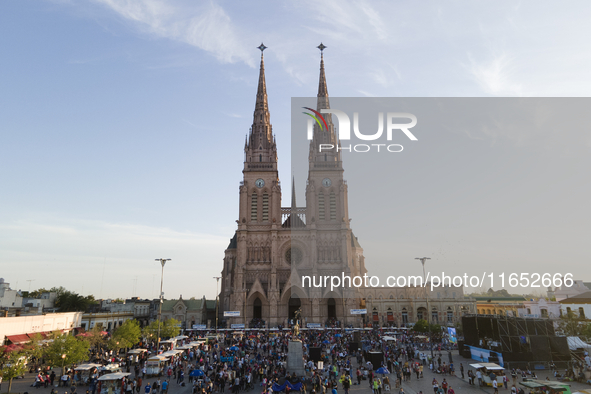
[
  {"x1": 99, "y1": 364, "x2": 122, "y2": 375},
  {"x1": 75, "y1": 363, "x2": 102, "y2": 384},
  {"x1": 97, "y1": 372, "x2": 131, "y2": 394},
  {"x1": 146, "y1": 355, "x2": 169, "y2": 376},
  {"x1": 127, "y1": 349, "x2": 147, "y2": 363},
  {"x1": 470, "y1": 363, "x2": 505, "y2": 386},
  {"x1": 520, "y1": 380, "x2": 573, "y2": 394}
]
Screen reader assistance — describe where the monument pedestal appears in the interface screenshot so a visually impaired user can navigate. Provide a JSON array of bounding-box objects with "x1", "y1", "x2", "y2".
[{"x1": 287, "y1": 340, "x2": 306, "y2": 377}]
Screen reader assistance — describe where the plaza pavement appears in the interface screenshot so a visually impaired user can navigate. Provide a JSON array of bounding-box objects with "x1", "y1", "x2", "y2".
[{"x1": 4, "y1": 351, "x2": 591, "y2": 394}]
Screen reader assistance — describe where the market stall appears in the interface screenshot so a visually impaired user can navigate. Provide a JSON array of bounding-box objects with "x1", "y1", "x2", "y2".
[{"x1": 97, "y1": 372, "x2": 131, "y2": 394}]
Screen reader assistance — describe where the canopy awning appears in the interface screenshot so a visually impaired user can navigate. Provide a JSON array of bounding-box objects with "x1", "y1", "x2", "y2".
[
  {"x1": 470, "y1": 363, "x2": 504, "y2": 370},
  {"x1": 6, "y1": 334, "x2": 30, "y2": 344},
  {"x1": 75, "y1": 363, "x2": 102, "y2": 371},
  {"x1": 97, "y1": 372, "x2": 131, "y2": 381}
]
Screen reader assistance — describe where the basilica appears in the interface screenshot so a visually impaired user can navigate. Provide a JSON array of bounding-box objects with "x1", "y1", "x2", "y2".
[{"x1": 218, "y1": 45, "x2": 475, "y2": 329}]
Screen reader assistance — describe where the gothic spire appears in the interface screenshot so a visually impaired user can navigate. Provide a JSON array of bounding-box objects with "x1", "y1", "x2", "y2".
[
  {"x1": 316, "y1": 43, "x2": 330, "y2": 111},
  {"x1": 309, "y1": 43, "x2": 339, "y2": 164},
  {"x1": 253, "y1": 43, "x2": 269, "y2": 126},
  {"x1": 245, "y1": 43, "x2": 277, "y2": 170}
]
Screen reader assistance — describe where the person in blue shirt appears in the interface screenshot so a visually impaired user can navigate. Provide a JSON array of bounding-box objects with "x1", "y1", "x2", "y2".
[
  {"x1": 161, "y1": 380, "x2": 168, "y2": 394},
  {"x1": 145, "y1": 383, "x2": 151, "y2": 394}
]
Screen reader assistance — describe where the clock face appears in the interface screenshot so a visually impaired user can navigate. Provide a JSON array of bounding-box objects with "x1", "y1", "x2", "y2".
[
  {"x1": 255, "y1": 179, "x2": 265, "y2": 188},
  {"x1": 322, "y1": 178, "x2": 332, "y2": 187}
]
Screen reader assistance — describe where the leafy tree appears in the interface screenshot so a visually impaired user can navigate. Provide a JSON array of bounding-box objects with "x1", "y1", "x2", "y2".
[
  {"x1": 23, "y1": 333, "x2": 45, "y2": 363},
  {"x1": 110, "y1": 320, "x2": 142, "y2": 352},
  {"x1": 83, "y1": 325, "x2": 108, "y2": 350},
  {"x1": 0, "y1": 349, "x2": 29, "y2": 393},
  {"x1": 413, "y1": 319, "x2": 429, "y2": 333},
  {"x1": 28, "y1": 288, "x2": 50, "y2": 298},
  {"x1": 142, "y1": 318, "x2": 181, "y2": 340},
  {"x1": 44, "y1": 334, "x2": 90, "y2": 375}
]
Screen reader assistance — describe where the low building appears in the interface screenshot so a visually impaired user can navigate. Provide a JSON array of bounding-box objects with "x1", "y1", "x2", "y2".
[
  {"x1": 361, "y1": 285, "x2": 476, "y2": 328},
  {"x1": 0, "y1": 278, "x2": 24, "y2": 316},
  {"x1": 81, "y1": 311, "x2": 135, "y2": 332},
  {"x1": 159, "y1": 296, "x2": 204, "y2": 330},
  {"x1": 518, "y1": 298, "x2": 561, "y2": 319},
  {"x1": 553, "y1": 280, "x2": 591, "y2": 301},
  {"x1": 0, "y1": 312, "x2": 83, "y2": 345},
  {"x1": 474, "y1": 296, "x2": 527, "y2": 317},
  {"x1": 559, "y1": 291, "x2": 591, "y2": 319}
]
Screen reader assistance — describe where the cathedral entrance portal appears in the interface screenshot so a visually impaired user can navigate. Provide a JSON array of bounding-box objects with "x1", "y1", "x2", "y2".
[
  {"x1": 328, "y1": 298, "x2": 336, "y2": 318},
  {"x1": 253, "y1": 297, "x2": 262, "y2": 319},
  {"x1": 288, "y1": 296, "x2": 301, "y2": 319}
]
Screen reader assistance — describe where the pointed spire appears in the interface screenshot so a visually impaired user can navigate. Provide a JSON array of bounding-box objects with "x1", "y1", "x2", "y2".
[
  {"x1": 244, "y1": 44, "x2": 277, "y2": 170},
  {"x1": 316, "y1": 43, "x2": 331, "y2": 112},
  {"x1": 255, "y1": 43, "x2": 269, "y2": 117},
  {"x1": 291, "y1": 177, "x2": 297, "y2": 208},
  {"x1": 317, "y1": 43, "x2": 328, "y2": 98}
]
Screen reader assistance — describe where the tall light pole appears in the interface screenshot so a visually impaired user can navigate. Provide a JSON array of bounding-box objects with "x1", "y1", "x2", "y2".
[
  {"x1": 416, "y1": 257, "x2": 434, "y2": 360},
  {"x1": 213, "y1": 276, "x2": 221, "y2": 333},
  {"x1": 155, "y1": 258, "x2": 171, "y2": 353},
  {"x1": 244, "y1": 288, "x2": 249, "y2": 327}
]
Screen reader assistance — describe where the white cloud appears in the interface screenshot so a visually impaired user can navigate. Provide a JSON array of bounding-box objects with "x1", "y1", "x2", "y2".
[
  {"x1": 466, "y1": 52, "x2": 524, "y2": 96},
  {"x1": 92, "y1": 0, "x2": 255, "y2": 66}
]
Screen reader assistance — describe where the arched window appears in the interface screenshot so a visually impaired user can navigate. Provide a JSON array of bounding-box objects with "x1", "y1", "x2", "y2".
[
  {"x1": 259, "y1": 154, "x2": 262, "y2": 162},
  {"x1": 318, "y1": 193, "x2": 325, "y2": 220},
  {"x1": 251, "y1": 192, "x2": 258, "y2": 221},
  {"x1": 401, "y1": 308, "x2": 408, "y2": 324},
  {"x1": 329, "y1": 192, "x2": 336, "y2": 220},
  {"x1": 579, "y1": 307, "x2": 585, "y2": 318},
  {"x1": 262, "y1": 193, "x2": 269, "y2": 221}
]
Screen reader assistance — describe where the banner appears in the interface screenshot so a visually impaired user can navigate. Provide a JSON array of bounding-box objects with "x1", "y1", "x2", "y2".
[
  {"x1": 192, "y1": 324, "x2": 207, "y2": 329},
  {"x1": 350, "y1": 309, "x2": 367, "y2": 315},
  {"x1": 447, "y1": 327, "x2": 457, "y2": 344},
  {"x1": 231, "y1": 324, "x2": 245, "y2": 329},
  {"x1": 224, "y1": 311, "x2": 240, "y2": 317},
  {"x1": 307, "y1": 323, "x2": 321, "y2": 328}
]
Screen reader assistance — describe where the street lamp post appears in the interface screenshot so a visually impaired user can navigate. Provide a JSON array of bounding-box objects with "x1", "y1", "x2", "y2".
[
  {"x1": 61, "y1": 353, "x2": 66, "y2": 377},
  {"x1": 155, "y1": 258, "x2": 171, "y2": 354},
  {"x1": 243, "y1": 288, "x2": 249, "y2": 327},
  {"x1": 416, "y1": 257, "x2": 434, "y2": 360},
  {"x1": 213, "y1": 276, "x2": 221, "y2": 333}
]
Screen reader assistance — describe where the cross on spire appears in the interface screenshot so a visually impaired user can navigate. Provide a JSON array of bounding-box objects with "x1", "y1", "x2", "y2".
[
  {"x1": 317, "y1": 43, "x2": 327, "y2": 53},
  {"x1": 257, "y1": 43, "x2": 267, "y2": 54}
]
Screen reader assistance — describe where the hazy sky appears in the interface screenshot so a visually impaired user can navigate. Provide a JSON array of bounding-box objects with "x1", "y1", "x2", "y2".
[{"x1": 1, "y1": 1, "x2": 591, "y2": 299}]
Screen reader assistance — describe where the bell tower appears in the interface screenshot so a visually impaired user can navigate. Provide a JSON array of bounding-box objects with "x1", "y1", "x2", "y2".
[
  {"x1": 306, "y1": 43, "x2": 350, "y2": 232},
  {"x1": 239, "y1": 43, "x2": 281, "y2": 230}
]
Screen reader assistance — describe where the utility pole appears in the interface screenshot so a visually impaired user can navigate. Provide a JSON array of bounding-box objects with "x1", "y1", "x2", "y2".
[
  {"x1": 155, "y1": 258, "x2": 171, "y2": 353},
  {"x1": 214, "y1": 276, "x2": 221, "y2": 333},
  {"x1": 416, "y1": 257, "x2": 434, "y2": 360}
]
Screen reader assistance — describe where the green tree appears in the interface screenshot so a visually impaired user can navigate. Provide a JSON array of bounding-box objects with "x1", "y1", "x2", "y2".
[
  {"x1": 413, "y1": 319, "x2": 429, "y2": 332},
  {"x1": 83, "y1": 325, "x2": 108, "y2": 350},
  {"x1": 557, "y1": 310, "x2": 583, "y2": 336},
  {"x1": 28, "y1": 288, "x2": 50, "y2": 298},
  {"x1": 23, "y1": 333, "x2": 45, "y2": 364},
  {"x1": 44, "y1": 334, "x2": 90, "y2": 375},
  {"x1": 142, "y1": 318, "x2": 181, "y2": 340},
  {"x1": 110, "y1": 320, "x2": 142, "y2": 352},
  {"x1": 0, "y1": 349, "x2": 28, "y2": 393}
]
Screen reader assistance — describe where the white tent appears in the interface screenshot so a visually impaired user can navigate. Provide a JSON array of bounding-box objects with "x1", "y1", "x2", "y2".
[{"x1": 567, "y1": 337, "x2": 591, "y2": 350}]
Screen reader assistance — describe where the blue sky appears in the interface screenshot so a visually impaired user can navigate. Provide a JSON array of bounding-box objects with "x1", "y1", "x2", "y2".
[{"x1": 1, "y1": 1, "x2": 591, "y2": 299}]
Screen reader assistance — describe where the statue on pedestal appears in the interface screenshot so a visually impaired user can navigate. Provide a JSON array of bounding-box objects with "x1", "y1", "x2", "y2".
[{"x1": 292, "y1": 307, "x2": 302, "y2": 337}]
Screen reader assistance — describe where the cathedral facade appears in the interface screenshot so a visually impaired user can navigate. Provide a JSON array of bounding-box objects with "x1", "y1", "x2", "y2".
[
  {"x1": 219, "y1": 47, "x2": 367, "y2": 328},
  {"x1": 219, "y1": 46, "x2": 475, "y2": 329}
]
